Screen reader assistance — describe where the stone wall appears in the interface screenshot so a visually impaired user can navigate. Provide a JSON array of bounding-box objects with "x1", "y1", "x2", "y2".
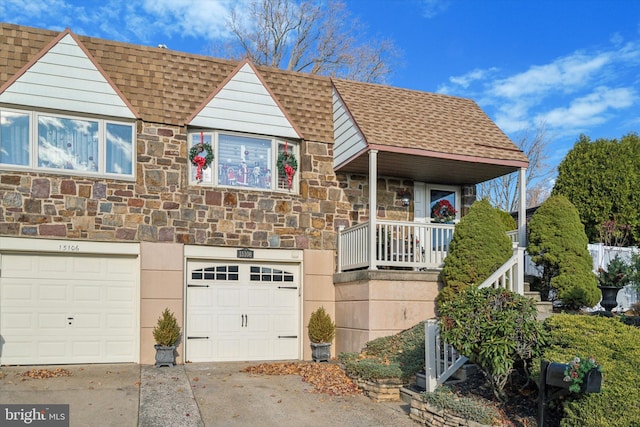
[{"x1": 0, "y1": 123, "x2": 349, "y2": 251}]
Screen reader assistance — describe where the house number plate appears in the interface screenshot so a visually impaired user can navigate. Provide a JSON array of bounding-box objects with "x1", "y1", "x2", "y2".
[{"x1": 237, "y1": 248, "x2": 254, "y2": 259}]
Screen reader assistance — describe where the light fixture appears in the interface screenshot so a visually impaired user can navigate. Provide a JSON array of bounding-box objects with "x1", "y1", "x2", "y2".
[{"x1": 398, "y1": 189, "x2": 412, "y2": 207}]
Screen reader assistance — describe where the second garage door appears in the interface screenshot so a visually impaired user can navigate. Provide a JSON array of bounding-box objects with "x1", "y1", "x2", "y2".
[
  {"x1": 0, "y1": 253, "x2": 138, "y2": 365},
  {"x1": 186, "y1": 261, "x2": 300, "y2": 362}
]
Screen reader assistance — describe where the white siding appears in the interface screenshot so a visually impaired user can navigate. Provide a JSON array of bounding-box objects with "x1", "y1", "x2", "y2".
[
  {"x1": 189, "y1": 63, "x2": 299, "y2": 139},
  {"x1": 0, "y1": 34, "x2": 136, "y2": 119},
  {"x1": 333, "y1": 88, "x2": 367, "y2": 169}
]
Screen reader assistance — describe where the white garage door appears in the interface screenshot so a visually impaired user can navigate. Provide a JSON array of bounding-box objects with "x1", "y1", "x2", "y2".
[
  {"x1": 0, "y1": 253, "x2": 138, "y2": 365},
  {"x1": 186, "y1": 261, "x2": 300, "y2": 362}
]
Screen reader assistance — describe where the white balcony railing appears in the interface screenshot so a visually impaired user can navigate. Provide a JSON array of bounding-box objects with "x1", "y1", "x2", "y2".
[{"x1": 337, "y1": 220, "x2": 455, "y2": 271}]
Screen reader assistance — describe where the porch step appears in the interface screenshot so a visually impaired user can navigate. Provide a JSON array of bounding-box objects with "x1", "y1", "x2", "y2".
[
  {"x1": 536, "y1": 301, "x2": 554, "y2": 321},
  {"x1": 525, "y1": 291, "x2": 541, "y2": 302}
]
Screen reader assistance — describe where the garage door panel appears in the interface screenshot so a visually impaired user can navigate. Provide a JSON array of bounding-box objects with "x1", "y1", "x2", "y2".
[
  {"x1": 1, "y1": 253, "x2": 138, "y2": 365},
  {"x1": 273, "y1": 339, "x2": 298, "y2": 359},
  {"x1": 217, "y1": 288, "x2": 242, "y2": 307},
  {"x1": 37, "y1": 313, "x2": 68, "y2": 329},
  {"x1": 219, "y1": 314, "x2": 242, "y2": 333},
  {"x1": 247, "y1": 288, "x2": 271, "y2": 307},
  {"x1": 273, "y1": 289, "x2": 298, "y2": 308},
  {"x1": 73, "y1": 341, "x2": 101, "y2": 357},
  {"x1": 1, "y1": 284, "x2": 33, "y2": 305}
]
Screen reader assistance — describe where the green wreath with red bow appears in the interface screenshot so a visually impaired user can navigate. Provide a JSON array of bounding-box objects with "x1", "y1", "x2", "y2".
[
  {"x1": 277, "y1": 150, "x2": 297, "y2": 189},
  {"x1": 189, "y1": 142, "x2": 214, "y2": 182}
]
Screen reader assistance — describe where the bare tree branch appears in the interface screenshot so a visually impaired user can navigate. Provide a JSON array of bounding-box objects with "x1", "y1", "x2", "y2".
[
  {"x1": 212, "y1": 0, "x2": 398, "y2": 83},
  {"x1": 478, "y1": 122, "x2": 554, "y2": 212}
]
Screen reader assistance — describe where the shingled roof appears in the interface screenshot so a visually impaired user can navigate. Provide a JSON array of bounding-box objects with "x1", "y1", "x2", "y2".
[
  {"x1": 0, "y1": 22, "x2": 334, "y2": 143},
  {"x1": 0, "y1": 22, "x2": 527, "y2": 172},
  {"x1": 332, "y1": 79, "x2": 528, "y2": 164}
]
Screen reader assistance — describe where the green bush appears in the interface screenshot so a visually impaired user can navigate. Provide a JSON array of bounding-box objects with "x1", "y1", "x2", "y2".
[
  {"x1": 534, "y1": 314, "x2": 640, "y2": 426},
  {"x1": 338, "y1": 323, "x2": 425, "y2": 382},
  {"x1": 420, "y1": 386, "x2": 501, "y2": 425},
  {"x1": 553, "y1": 133, "x2": 640, "y2": 245},
  {"x1": 438, "y1": 199, "x2": 513, "y2": 306},
  {"x1": 495, "y1": 207, "x2": 517, "y2": 231},
  {"x1": 598, "y1": 255, "x2": 632, "y2": 288},
  {"x1": 527, "y1": 194, "x2": 600, "y2": 309},
  {"x1": 338, "y1": 355, "x2": 402, "y2": 380},
  {"x1": 308, "y1": 306, "x2": 335, "y2": 343},
  {"x1": 439, "y1": 287, "x2": 546, "y2": 401},
  {"x1": 152, "y1": 308, "x2": 181, "y2": 346}
]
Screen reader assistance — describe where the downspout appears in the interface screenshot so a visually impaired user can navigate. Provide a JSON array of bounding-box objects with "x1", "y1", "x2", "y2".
[{"x1": 369, "y1": 149, "x2": 378, "y2": 270}]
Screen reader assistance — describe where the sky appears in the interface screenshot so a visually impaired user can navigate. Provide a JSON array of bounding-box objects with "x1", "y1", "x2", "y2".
[{"x1": 1, "y1": 0, "x2": 639, "y2": 182}]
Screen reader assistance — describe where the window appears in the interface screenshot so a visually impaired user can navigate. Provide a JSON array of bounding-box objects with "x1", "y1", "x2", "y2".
[
  {"x1": 0, "y1": 108, "x2": 135, "y2": 179},
  {"x1": 189, "y1": 130, "x2": 298, "y2": 192},
  {"x1": 428, "y1": 185, "x2": 460, "y2": 223}
]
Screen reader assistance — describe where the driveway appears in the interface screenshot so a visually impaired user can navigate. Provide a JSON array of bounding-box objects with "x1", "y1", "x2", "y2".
[{"x1": 0, "y1": 362, "x2": 417, "y2": 427}]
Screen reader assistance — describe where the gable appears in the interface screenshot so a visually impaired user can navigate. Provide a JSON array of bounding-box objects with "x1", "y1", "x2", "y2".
[
  {"x1": 333, "y1": 87, "x2": 367, "y2": 169},
  {"x1": 0, "y1": 30, "x2": 137, "y2": 119},
  {"x1": 188, "y1": 61, "x2": 301, "y2": 139}
]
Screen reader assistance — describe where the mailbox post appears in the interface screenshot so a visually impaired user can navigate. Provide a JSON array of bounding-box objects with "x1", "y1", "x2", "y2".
[{"x1": 538, "y1": 360, "x2": 602, "y2": 426}]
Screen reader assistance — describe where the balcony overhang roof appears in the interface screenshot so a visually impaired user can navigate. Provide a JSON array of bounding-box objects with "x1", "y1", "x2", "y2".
[{"x1": 335, "y1": 145, "x2": 526, "y2": 185}]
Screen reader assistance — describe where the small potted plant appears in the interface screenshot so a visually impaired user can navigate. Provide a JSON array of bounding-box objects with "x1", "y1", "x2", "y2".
[
  {"x1": 308, "y1": 306, "x2": 335, "y2": 362},
  {"x1": 152, "y1": 308, "x2": 181, "y2": 367},
  {"x1": 597, "y1": 255, "x2": 630, "y2": 312}
]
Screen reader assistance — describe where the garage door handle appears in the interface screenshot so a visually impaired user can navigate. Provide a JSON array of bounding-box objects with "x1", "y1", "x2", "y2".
[
  {"x1": 278, "y1": 335, "x2": 298, "y2": 339},
  {"x1": 278, "y1": 286, "x2": 298, "y2": 289},
  {"x1": 241, "y1": 314, "x2": 246, "y2": 327},
  {"x1": 187, "y1": 336, "x2": 209, "y2": 340},
  {"x1": 188, "y1": 284, "x2": 209, "y2": 288}
]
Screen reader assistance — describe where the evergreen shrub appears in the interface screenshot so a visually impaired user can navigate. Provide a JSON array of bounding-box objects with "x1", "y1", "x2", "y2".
[
  {"x1": 534, "y1": 314, "x2": 640, "y2": 426},
  {"x1": 152, "y1": 308, "x2": 181, "y2": 347},
  {"x1": 527, "y1": 194, "x2": 600, "y2": 308},
  {"x1": 338, "y1": 323, "x2": 425, "y2": 382},
  {"x1": 308, "y1": 306, "x2": 335, "y2": 343},
  {"x1": 438, "y1": 199, "x2": 513, "y2": 306}
]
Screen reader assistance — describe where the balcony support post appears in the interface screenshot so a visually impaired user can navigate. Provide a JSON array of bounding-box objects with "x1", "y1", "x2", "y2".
[
  {"x1": 518, "y1": 167, "x2": 527, "y2": 246},
  {"x1": 369, "y1": 149, "x2": 378, "y2": 270}
]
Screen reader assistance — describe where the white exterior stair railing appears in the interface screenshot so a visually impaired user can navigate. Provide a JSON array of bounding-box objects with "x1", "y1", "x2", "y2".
[
  {"x1": 477, "y1": 247, "x2": 525, "y2": 295},
  {"x1": 424, "y1": 319, "x2": 468, "y2": 393}
]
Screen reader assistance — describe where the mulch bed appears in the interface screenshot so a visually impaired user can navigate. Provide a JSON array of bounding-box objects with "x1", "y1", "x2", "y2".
[{"x1": 445, "y1": 365, "x2": 564, "y2": 427}]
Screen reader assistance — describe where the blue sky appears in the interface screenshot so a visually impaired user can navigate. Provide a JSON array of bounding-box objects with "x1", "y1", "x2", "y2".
[{"x1": 2, "y1": 0, "x2": 639, "y2": 177}]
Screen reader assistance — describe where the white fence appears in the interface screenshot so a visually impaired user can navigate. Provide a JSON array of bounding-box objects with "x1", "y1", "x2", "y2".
[{"x1": 524, "y1": 243, "x2": 639, "y2": 310}]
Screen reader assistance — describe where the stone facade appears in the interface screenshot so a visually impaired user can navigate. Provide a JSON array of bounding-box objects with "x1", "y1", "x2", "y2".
[{"x1": 0, "y1": 123, "x2": 474, "y2": 251}]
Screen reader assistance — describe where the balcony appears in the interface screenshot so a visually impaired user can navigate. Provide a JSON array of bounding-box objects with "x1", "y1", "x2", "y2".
[
  {"x1": 337, "y1": 220, "x2": 455, "y2": 272},
  {"x1": 337, "y1": 220, "x2": 520, "y2": 272}
]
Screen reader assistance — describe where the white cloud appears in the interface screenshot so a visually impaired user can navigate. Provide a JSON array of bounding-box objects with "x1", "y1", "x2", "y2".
[
  {"x1": 536, "y1": 86, "x2": 636, "y2": 129},
  {"x1": 419, "y1": 0, "x2": 451, "y2": 18},
  {"x1": 490, "y1": 52, "x2": 611, "y2": 99}
]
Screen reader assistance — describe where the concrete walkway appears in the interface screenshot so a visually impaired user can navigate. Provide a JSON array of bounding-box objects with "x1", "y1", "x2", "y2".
[{"x1": 0, "y1": 362, "x2": 416, "y2": 427}]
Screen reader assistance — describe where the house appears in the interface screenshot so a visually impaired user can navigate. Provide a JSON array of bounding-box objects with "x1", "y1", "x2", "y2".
[{"x1": 0, "y1": 22, "x2": 529, "y2": 366}]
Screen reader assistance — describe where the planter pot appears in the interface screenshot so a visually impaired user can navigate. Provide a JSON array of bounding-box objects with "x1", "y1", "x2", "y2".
[
  {"x1": 154, "y1": 344, "x2": 176, "y2": 367},
  {"x1": 598, "y1": 285, "x2": 621, "y2": 312},
  {"x1": 310, "y1": 342, "x2": 331, "y2": 362}
]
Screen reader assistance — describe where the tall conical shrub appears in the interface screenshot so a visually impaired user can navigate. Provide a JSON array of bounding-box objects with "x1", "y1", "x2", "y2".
[
  {"x1": 438, "y1": 199, "x2": 513, "y2": 307},
  {"x1": 527, "y1": 194, "x2": 599, "y2": 308}
]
